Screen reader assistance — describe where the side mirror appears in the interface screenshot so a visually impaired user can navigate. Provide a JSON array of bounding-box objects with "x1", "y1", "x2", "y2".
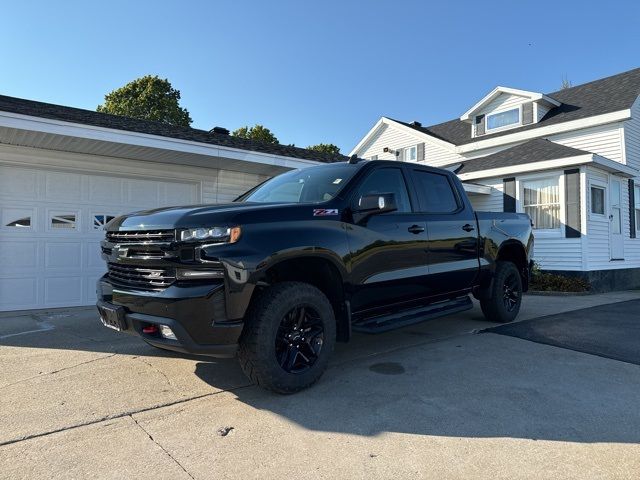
[{"x1": 356, "y1": 193, "x2": 398, "y2": 217}]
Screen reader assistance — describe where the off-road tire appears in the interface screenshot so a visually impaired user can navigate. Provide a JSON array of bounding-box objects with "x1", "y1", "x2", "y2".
[
  {"x1": 480, "y1": 261, "x2": 522, "y2": 323},
  {"x1": 238, "y1": 281, "x2": 336, "y2": 394}
]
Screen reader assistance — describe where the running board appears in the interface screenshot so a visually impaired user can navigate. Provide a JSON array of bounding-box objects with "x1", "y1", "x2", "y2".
[{"x1": 352, "y1": 296, "x2": 473, "y2": 334}]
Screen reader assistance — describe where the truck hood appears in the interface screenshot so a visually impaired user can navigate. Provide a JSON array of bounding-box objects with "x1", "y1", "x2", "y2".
[{"x1": 109, "y1": 202, "x2": 298, "y2": 230}]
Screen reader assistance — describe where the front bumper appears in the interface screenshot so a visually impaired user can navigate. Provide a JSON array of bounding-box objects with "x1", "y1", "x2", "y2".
[{"x1": 96, "y1": 276, "x2": 242, "y2": 357}]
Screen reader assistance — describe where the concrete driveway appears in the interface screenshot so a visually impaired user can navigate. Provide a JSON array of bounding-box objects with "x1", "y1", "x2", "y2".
[{"x1": 1, "y1": 291, "x2": 639, "y2": 479}]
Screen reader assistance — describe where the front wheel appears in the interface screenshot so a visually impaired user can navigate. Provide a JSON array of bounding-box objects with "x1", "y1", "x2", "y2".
[
  {"x1": 480, "y1": 261, "x2": 523, "y2": 323},
  {"x1": 238, "y1": 281, "x2": 336, "y2": 394}
]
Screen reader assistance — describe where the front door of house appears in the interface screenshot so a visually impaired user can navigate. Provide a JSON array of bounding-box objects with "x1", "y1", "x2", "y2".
[{"x1": 609, "y1": 178, "x2": 624, "y2": 260}]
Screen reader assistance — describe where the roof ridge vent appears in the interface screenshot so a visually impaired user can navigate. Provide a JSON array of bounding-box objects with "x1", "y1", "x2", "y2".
[{"x1": 210, "y1": 126, "x2": 230, "y2": 135}]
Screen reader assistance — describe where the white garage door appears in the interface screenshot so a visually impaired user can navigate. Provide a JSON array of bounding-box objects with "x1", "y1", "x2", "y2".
[{"x1": 0, "y1": 165, "x2": 199, "y2": 311}]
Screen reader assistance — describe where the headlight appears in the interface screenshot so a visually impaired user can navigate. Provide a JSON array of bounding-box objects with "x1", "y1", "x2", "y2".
[{"x1": 180, "y1": 226, "x2": 241, "y2": 243}]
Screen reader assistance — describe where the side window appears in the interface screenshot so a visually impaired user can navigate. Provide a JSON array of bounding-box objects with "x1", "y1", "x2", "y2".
[
  {"x1": 357, "y1": 167, "x2": 411, "y2": 213},
  {"x1": 413, "y1": 170, "x2": 459, "y2": 213}
]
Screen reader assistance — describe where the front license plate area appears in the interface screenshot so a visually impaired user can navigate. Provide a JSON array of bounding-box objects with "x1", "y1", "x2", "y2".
[{"x1": 98, "y1": 303, "x2": 127, "y2": 331}]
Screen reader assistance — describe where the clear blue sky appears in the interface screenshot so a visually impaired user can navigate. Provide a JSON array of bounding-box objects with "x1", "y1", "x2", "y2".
[{"x1": 1, "y1": 1, "x2": 638, "y2": 153}]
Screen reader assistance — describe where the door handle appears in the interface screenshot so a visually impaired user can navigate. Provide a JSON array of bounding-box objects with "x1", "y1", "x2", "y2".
[
  {"x1": 462, "y1": 224, "x2": 475, "y2": 232},
  {"x1": 407, "y1": 224, "x2": 425, "y2": 234}
]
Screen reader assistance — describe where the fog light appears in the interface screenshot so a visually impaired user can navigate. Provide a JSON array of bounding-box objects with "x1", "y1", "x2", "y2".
[{"x1": 159, "y1": 325, "x2": 177, "y2": 340}]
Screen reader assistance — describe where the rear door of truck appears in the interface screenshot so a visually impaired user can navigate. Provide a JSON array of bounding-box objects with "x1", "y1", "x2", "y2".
[{"x1": 406, "y1": 166, "x2": 480, "y2": 294}]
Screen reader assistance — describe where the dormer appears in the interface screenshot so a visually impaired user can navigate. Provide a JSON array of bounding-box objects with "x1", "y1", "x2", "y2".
[{"x1": 460, "y1": 87, "x2": 561, "y2": 138}]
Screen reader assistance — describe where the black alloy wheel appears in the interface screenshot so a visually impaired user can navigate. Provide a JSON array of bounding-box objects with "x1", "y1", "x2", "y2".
[
  {"x1": 502, "y1": 272, "x2": 520, "y2": 312},
  {"x1": 275, "y1": 306, "x2": 325, "y2": 373},
  {"x1": 479, "y1": 261, "x2": 523, "y2": 323}
]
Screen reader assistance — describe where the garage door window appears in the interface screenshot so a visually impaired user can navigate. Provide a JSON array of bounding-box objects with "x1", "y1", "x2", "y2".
[
  {"x1": 93, "y1": 214, "x2": 116, "y2": 230},
  {"x1": 2, "y1": 208, "x2": 35, "y2": 230},
  {"x1": 5, "y1": 216, "x2": 31, "y2": 228},
  {"x1": 50, "y1": 213, "x2": 77, "y2": 230}
]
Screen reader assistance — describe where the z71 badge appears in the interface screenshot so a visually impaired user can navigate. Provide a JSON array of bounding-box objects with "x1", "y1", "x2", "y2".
[{"x1": 313, "y1": 209, "x2": 339, "y2": 216}]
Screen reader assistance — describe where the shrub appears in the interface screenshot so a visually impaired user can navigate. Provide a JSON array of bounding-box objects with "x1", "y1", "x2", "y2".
[{"x1": 530, "y1": 261, "x2": 590, "y2": 292}]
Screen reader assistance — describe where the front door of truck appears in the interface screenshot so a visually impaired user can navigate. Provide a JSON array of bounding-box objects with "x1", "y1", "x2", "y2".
[
  {"x1": 409, "y1": 167, "x2": 479, "y2": 294},
  {"x1": 346, "y1": 166, "x2": 431, "y2": 312}
]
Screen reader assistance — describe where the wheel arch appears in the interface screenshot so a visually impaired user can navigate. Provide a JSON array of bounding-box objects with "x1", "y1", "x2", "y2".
[
  {"x1": 251, "y1": 254, "x2": 351, "y2": 342},
  {"x1": 496, "y1": 240, "x2": 530, "y2": 291}
]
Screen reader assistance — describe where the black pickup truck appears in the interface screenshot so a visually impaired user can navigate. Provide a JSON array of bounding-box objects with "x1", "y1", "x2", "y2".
[{"x1": 97, "y1": 159, "x2": 533, "y2": 393}]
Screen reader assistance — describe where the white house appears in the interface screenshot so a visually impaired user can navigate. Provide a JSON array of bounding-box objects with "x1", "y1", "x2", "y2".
[
  {"x1": 351, "y1": 68, "x2": 640, "y2": 291},
  {"x1": 0, "y1": 96, "x2": 338, "y2": 311}
]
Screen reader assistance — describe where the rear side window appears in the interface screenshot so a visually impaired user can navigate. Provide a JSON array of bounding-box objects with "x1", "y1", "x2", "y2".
[
  {"x1": 413, "y1": 170, "x2": 459, "y2": 213},
  {"x1": 357, "y1": 167, "x2": 411, "y2": 213}
]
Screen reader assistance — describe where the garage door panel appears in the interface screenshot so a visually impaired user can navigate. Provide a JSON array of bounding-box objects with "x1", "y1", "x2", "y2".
[
  {"x1": 0, "y1": 167, "x2": 38, "y2": 199},
  {"x1": 88, "y1": 176, "x2": 124, "y2": 204},
  {"x1": 163, "y1": 182, "x2": 198, "y2": 206},
  {"x1": 0, "y1": 277, "x2": 37, "y2": 308},
  {"x1": 127, "y1": 179, "x2": 159, "y2": 206},
  {"x1": 45, "y1": 243, "x2": 82, "y2": 269},
  {"x1": 45, "y1": 172, "x2": 82, "y2": 202},
  {"x1": 84, "y1": 274, "x2": 102, "y2": 304},
  {"x1": 0, "y1": 241, "x2": 39, "y2": 270},
  {"x1": 86, "y1": 241, "x2": 104, "y2": 268},
  {"x1": 44, "y1": 277, "x2": 82, "y2": 305}
]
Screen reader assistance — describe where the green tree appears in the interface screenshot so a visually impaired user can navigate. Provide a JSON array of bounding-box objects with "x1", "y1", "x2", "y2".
[
  {"x1": 97, "y1": 75, "x2": 192, "y2": 127},
  {"x1": 232, "y1": 124, "x2": 279, "y2": 144},
  {"x1": 307, "y1": 143, "x2": 341, "y2": 156}
]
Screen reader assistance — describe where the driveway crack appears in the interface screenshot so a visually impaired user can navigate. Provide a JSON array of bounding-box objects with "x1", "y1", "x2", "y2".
[
  {"x1": 135, "y1": 357, "x2": 182, "y2": 395},
  {"x1": 0, "y1": 353, "x2": 118, "y2": 390},
  {"x1": 130, "y1": 414, "x2": 195, "y2": 479}
]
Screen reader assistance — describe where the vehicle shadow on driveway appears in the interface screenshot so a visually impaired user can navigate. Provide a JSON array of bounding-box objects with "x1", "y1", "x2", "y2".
[{"x1": 193, "y1": 328, "x2": 640, "y2": 444}]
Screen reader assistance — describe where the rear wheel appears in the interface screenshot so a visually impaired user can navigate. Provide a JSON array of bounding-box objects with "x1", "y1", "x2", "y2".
[
  {"x1": 480, "y1": 261, "x2": 522, "y2": 323},
  {"x1": 238, "y1": 281, "x2": 336, "y2": 394}
]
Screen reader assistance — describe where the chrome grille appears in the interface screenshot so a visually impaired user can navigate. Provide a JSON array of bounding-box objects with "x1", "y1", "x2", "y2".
[
  {"x1": 107, "y1": 263, "x2": 175, "y2": 290},
  {"x1": 106, "y1": 230, "x2": 175, "y2": 243}
]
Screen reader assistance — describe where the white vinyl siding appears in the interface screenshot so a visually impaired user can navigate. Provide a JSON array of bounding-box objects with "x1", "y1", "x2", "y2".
[
  {"x1": 357, "y1": 122, "x2": 462, "y2": 166},
  {"x1": 476, "y1": 93, "x2": 528, "y2": 117},
  {"x1": 550, "y1": 123, "x2": 625, "y2": 163},
  {"x1": 466, "y1": 179, "x2": 503, "y2": 212},
  {"x1": 624, "y1": 97, "x2": 640, "y2": 170},
  {"x1": 536, "y1": 104, "x2": 551, "y2": 122}
]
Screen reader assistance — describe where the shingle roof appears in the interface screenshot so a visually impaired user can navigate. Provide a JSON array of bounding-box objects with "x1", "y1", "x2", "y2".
[
  {"x1": 0, "y1": 95, "x2": 345, "y2": 163},
  {"x1": 395, "y1": 67, "x2": 640, "y2": 146},
  {"x1": 449, "y1": 138, "x2": 590, "y2": 174}
]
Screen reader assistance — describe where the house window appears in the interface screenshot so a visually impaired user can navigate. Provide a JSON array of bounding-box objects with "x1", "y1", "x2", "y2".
[
  {"x1": 590, "y1": 186, "x2": 605, "y2": 215},
  {"x1": 487, "y1": 108, "x2": 520, "y2": 130},
  {"x1": 522, "y1": 177, "x2": 561, "y2": 230},
  {"x1": 50, "y1": 213, "x2": 77, "y2": 230},
  {"x1": 403, "y1": 146, "x2": 417, "y2": 162},
  {"x1": 635, "y1": 185, "x2": 640, "y2": 232}
]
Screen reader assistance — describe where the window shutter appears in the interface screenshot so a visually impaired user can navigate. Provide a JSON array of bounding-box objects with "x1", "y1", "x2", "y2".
[
  {"x1": 629, "y1": 179, "x2": 636, "y2": 238},
  {"x1": 503, "y1": 177, "x2": 516, "y2": 213},
  {"x1": 417, "y1": 143, "x2": 425, "y2": 162},
  {"x1": 475, "y1": 115, "x2": 485, "y2": 136},
  {"x1": 564, "y1": 168, "x2": 581, "y2": 238},
  {"x1": 396, "y1": 149, "x2": 403, "y2": 161},
  {"x1": 522, "y1": 102, "x2": 534, "y2": 125},
  {"x1": 371, "y1": 155, "x2": 378, "y2": 161}
]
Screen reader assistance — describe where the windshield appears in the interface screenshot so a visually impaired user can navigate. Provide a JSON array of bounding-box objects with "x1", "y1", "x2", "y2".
[{"x1": 237, "y1": 163, "x2": 357, "y2": 204}]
